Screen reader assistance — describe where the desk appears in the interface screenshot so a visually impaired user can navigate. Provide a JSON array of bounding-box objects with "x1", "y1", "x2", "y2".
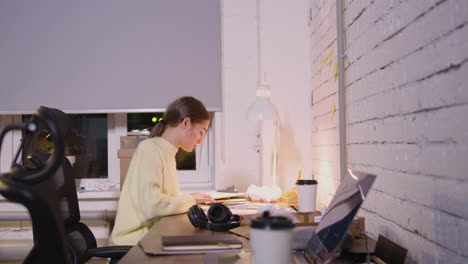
[
  {"x1": 118, "y1": 213, "x2": 251, "y2": 264},
  {"x1": 118, "y1": 213, "x2": 362, "y2": 264}
]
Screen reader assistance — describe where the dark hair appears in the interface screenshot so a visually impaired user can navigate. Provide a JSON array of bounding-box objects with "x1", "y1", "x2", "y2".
[{"x1": 149, "y1": 96, "x2": 209, "y2": 138}]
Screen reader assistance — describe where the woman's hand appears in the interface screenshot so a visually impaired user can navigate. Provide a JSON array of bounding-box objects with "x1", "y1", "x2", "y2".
[{"x1": 191, "y1": 192, "x2": 216, "y2": 204}]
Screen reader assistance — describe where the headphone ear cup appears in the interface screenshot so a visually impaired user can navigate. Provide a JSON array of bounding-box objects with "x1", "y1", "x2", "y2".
[
  {"x1": 207, "y1": 203, "x2": 232, "y2": 223},
  {"x1": 188, "y1": 204, "x2": 241, "y2": 232},
  {"x1": 188, "y1": 205, "x2": 209, "y2": 229},
  {"x1": 197, "y1": 206, "x2": 209, "y2": 222},
  {"x1": 230, "y1": 214, "x2": 240, "y2": 222}
]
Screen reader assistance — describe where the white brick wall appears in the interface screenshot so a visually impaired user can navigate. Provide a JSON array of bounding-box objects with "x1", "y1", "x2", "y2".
[
  {"x1": 310, "y1": 0, "x2": 342, "y2": 207},
  {"x1": 311, "y1": 0, "x2": 468, "y2": 262}
]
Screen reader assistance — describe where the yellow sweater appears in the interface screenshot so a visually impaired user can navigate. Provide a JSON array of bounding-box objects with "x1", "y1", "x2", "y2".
[{"x1": 109, "y1": 137, "x2": 195, "y2": 245}]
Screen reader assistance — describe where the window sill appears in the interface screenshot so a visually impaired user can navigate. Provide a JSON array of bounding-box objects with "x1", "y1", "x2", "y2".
[
  {"x1": 2, "y1": 185, "x2": 216, "y2": 201},
  {"x1": 0, "y1": 190, "x2": 121, "y2": 202},
  {"x1": 77, "y1": 189, "x2": 120, "y2": 200},
  {"x1": 1, "y1": 183, "x2": 214, "y2": 202}
]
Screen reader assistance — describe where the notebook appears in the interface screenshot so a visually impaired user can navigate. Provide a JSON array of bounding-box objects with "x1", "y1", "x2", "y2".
[{"x1": 161, "y1": 234, "x2": 243, "y2": 251}]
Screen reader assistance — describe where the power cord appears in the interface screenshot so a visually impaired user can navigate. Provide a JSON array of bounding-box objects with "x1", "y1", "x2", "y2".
[
  {"x1": 351, "y1": 220, "x2": 372, "y2": 264},
  {"x1": 364, "y1": 229, "x2": 371, "y2": 264}
]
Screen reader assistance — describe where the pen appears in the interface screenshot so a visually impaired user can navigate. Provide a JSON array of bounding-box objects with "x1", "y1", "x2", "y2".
[{"x1": 290, "y1": 205, "x2": 299, "y2": 212}]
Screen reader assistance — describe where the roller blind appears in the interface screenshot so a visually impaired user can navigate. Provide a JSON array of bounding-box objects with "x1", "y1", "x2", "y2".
[{"x1": 0, "y1": 0, "x2": 221, "y2": 114}]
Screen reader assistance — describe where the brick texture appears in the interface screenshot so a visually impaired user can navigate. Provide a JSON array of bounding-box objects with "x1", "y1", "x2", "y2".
[
  {"x1": 311, "y1": 0, "x2": 468, "y2": 262},
  {"x1": 310, "y1": 0, "x2": 342, "y2": 209}
]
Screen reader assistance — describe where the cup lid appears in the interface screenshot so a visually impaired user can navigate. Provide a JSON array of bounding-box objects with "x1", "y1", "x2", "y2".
[
  {"x1": 296, "y1": 179, "x2": 318, "y2": 185},
  {"x1": 250, "y1": 211, "x2": 294, "y2": 230}
]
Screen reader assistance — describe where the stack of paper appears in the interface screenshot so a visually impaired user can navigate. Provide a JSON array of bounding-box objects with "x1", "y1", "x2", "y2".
[{"x1": 205, "y1": 191, "x2": 246, "y2": 200}]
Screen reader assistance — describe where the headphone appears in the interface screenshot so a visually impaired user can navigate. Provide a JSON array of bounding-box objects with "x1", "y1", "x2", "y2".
[{"x1": 188, "y1": 203, "x2": 241, "y2": 232}]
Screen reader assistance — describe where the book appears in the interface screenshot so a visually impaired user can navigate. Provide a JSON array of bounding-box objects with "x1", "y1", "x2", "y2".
[
  {"x1": 161, "y1": 234, "x2": 242, "y2": 251},
  {"x1": 205, "y1": 191, "x2": 246, "y2": 200}
]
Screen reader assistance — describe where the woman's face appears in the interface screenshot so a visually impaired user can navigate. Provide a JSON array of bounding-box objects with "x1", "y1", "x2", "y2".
[{"x1": 180, "y1": 119, "x2": 210, "y2": 152}]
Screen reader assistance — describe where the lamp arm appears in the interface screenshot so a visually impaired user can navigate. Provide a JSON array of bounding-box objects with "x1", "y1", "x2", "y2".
[{"x1": 272, "y1": 119, "x2": 280, "y2": 188}]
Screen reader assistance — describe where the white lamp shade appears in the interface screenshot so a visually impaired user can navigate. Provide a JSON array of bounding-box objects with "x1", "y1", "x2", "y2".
[{"x1": 247, "y1": 97, "x2": 279, "y2": 121}]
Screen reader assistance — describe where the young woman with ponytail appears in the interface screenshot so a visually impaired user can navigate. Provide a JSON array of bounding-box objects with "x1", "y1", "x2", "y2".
[{"x1": 110, "y1": 96, "x2": 215, "y2": 245}]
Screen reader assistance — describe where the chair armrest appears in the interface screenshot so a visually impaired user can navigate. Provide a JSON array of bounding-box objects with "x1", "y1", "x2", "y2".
[{"x1": 88, "y1": 245, "x2": 133, "y2": 259}]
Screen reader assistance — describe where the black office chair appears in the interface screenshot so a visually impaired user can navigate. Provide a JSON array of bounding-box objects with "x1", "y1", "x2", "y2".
[{"x1": 0, "y1": 106, "x2": 131, "y2": 264}]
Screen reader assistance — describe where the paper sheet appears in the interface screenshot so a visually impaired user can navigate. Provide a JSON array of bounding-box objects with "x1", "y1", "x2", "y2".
[{"x1": 205, "y1": 191, "x2": 246, "y2": 200}]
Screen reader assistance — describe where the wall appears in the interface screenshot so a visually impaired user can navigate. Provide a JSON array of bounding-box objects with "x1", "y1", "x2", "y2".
[
  {"x1": 310, "y1": 0, "x2": 468, "y2": 263},
  {"x1": 261, "y1": 0, "x2": 312, "y2": 191},
  {"x1": 309, "y1": 0, "x2": 343, "y2": 210},
  {"x1": 214, "y1": 0, "x2": 260, "y2": 191},
  {"x1": 216, "y1": 0, "x2": 312, "y2": 192}
]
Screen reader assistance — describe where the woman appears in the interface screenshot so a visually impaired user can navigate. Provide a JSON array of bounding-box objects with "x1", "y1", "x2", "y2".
[{"x1": 110, "y1": 96, "x2": 215, "y2": 245}]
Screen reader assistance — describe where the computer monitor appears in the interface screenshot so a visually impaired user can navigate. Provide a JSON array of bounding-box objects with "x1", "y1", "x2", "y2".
[{"x1": 304, "y1": 170, "x2": 376, "y2": 264}]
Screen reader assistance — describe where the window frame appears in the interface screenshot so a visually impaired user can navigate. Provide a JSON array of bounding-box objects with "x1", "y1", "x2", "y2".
[
  {"x1": 0, "y1": 115, "x2": 22, "y2": 173},
  {"x1": 120, "y1": 112, "x2": 215, "y2": 191},
  {"x1": 1, "y1": 113, "x2": 215, "y2": 195}
]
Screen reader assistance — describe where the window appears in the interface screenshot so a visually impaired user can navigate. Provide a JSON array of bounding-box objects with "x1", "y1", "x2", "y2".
[
  {"x1": 126, "y1": 113, "x2": 214, "y2": 189},
  {"x1": 127, "y1": 113, "x2": 196, "y2": 171},
  {"x1": 22, "y1": 114, "x2": 108, "y2": 179},
  {"x1": 1, "y1": 112, "x2": 214, "y2": 192}
]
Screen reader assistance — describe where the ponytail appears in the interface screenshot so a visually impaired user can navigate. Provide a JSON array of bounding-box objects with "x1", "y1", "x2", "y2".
[{"x1": 149, "y1": 120, "x2": 167, "y2": 137}]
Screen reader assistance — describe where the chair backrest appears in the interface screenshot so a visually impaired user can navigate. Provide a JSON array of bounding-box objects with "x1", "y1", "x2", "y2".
[
  {"x1": 0, "y1": 180, "x2": 72, "y2": 263},
  {"x1": 0, "y1": 106, "x2": 97, "y2": 264},
  {"x1": 25, "y1": 114, "x2": 98, "y2": 264},
  {"x1": 56, "y1": 157, "x2": 97, "y2": 264},
  {"x1": 30, "y1": 154, "x2": 97, "y2": 264},
  {"x1": 0, "y1": 106, "x2": 71, "y2": 263}
]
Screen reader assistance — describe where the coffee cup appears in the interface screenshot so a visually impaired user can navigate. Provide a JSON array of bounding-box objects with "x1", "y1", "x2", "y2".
[
  {"x1": 250, "y1": 211, "x2": 295, "y2": 264},
  {"x1": 296, "y1": 179, "x2": 318, "y2": 212}
]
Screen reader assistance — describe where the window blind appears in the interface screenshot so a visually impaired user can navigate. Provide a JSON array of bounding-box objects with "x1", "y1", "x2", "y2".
[{"x1": 0, "y1": 0, "x2": 221, "y2": 114}]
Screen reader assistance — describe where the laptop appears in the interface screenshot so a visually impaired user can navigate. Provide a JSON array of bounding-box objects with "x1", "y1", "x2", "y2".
[{"x1": 294, "y1": 170, "x2": 376, "y2": 264}]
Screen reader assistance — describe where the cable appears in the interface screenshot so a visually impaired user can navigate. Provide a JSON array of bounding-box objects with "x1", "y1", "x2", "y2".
[
  {"x1": 352, "y1": 220, "x2": 371, "y2": 264},
  {"x1": 364, "y1": 229, "x2": 371, "y2": 264}
]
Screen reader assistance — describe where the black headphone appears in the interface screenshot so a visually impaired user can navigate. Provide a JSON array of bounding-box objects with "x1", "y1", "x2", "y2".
[{"x1": 188, "y1": 203, "x2": 241, "y2": 232}]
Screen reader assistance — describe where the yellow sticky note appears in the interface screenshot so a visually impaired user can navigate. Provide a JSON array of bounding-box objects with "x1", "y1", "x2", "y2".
[
  {"x1": 321, "y1": 49, "x2": 334, "y2": 67},
  {"x1": 333, "y1": 59, "x2": 339, "y2": 79},
  {"x1": 332, "y1": 103, "x2": 337, "y2": 118}
]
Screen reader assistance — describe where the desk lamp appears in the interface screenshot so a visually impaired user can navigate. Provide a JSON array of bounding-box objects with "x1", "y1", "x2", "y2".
[
  {"x1": 247, "y1": 0, "x2": 281, "y2": 190},
  {"x1": 247, "y1": 81, "x2": 280, "y2": 188}
]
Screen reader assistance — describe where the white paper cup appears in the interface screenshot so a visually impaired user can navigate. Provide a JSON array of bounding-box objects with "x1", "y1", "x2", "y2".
[
  {"x1": 250, "y1": 212, "x2": 294, "y2": 264},
  {"x1": 296, "y1": 179, "x2": 318, "y2": 212}
]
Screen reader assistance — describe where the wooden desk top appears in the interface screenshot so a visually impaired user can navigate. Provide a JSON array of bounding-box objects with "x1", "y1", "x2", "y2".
[
  {"x1": 118, "y1": 213, "x2": 251, "y2": 264},
  {"x1": 118, "y1": 210, "x2": 360, "y2": 264}
]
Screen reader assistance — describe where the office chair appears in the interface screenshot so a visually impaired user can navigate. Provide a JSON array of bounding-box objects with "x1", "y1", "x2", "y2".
[
  {"x1": 0, "y1": 106, "x2": 71, "y2": 263},
  {"x1": 0, "y1": 106, "x2": 131, "y2": 264},
  {"x1": 28, "y1": 153, "x2": 131, "y2": 264}
]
